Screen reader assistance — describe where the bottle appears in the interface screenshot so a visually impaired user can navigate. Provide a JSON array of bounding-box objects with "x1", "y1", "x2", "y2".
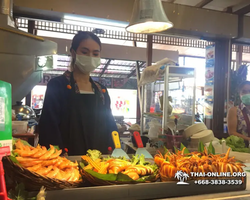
[{"x1": 0, "y1": 80, "x2": 12, "y2": 151}]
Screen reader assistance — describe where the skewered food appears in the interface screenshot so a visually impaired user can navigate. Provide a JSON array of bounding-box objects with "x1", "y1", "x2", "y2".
[
  {"x1": 155, "y1": 146, "x2": 245, "y2": 180},
  {"x1": 81, "y1": 150, "x2": 157, "y2": 181},
  {"x1": 13, "y1": 140, "x2": 80, "y2": 182}
]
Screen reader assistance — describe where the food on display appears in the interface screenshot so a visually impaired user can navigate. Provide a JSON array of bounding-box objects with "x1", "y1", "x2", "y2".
[
  {"x1": 221, "y1": 135, "x2": 250, "y2": 153},
  {"x1": 154, "y1": 144, "x2": 245, "y2": 180},
  {"x1": 12, "y1": 140, "x2": 80, "y2": 182},
  {"x1": 81, "y1": 149, "x2": 157, "y2": 181}
]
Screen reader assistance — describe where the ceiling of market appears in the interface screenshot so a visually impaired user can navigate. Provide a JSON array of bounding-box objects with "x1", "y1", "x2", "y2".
[
  {"x1": 12, "y1": 0, "x2": 250, "y2": 79},
  {"x1": 163, "y1": 0, "x2": 250, "y2": 16}
]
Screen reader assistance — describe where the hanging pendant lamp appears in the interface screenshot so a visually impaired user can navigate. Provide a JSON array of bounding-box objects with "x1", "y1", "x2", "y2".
[{"x1": 126, "y1": 0, "x2": 173, "y2": 34}]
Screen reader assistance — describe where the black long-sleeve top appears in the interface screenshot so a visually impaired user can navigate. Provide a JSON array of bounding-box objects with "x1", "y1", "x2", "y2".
[{"x1": 39, "y1": 71, "x2": 117, "y2": 155}]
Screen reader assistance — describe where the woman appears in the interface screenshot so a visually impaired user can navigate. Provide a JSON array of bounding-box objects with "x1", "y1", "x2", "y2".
[
  {"x1": 227, "y1": 81, "x2": 250, "y2": 146},
  {"x1": 39, "y1": 31, "x2": 117, "y2": 155}
]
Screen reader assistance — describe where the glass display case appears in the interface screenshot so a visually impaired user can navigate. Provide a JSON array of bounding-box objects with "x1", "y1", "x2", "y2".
[{"x1": 138, "y1": 60, "x2": 196, "y2": 136}]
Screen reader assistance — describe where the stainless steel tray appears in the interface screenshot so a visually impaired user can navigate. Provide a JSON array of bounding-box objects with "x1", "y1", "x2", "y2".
[{"x1": 42, "y1": 179, "x2": 246, "y2": 200}]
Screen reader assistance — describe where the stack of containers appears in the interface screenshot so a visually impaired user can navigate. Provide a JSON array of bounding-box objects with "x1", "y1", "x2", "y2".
[{"x1": 184, "y1": 123, "x2": 215, "y2": 148}]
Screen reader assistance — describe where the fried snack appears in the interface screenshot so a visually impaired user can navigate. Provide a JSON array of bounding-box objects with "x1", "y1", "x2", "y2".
[
  {"x1": 154, "y1": 147, "x2": 246, "y2": 179},
  {"x1": 13, "y1": 140, "x2": 80, "y2": 182},
  {"x1": 82, "y1": 155, "x2": 155, "y2": 181}
]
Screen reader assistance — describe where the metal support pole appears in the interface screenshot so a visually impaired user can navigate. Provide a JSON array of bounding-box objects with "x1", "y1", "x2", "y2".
[
  {"x1": 192, "y1": 68, "x2": 197, "y2": 124},
  {"x1": 136, "y1": 61, "x2": 142, "y2": 125},
  {"x1": 140, "y1": 34, "x2": 153, "y2": 135},
  {"x1": 236, "y1": 45, "x2": 243, "y2": 70},
  {"x1": 226, "y1": 40, "x2": 232, "y2": 123},
  {"x1": 162, "y1": 66, "x2": 169, "y2": 135}
]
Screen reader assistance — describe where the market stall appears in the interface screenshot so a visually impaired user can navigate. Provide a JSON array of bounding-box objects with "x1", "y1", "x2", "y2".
[
  {"x1": 1, "y1": 60, "x2": 249, "y2": 200},
  {"x1": 1, "y1": 138, "x2": 248, "y2": 200}
]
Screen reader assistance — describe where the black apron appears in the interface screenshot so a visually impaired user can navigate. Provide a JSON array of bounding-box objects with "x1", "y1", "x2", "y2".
[{"x1": 60, "y1": 73, "x2": 111, "y2": 155}]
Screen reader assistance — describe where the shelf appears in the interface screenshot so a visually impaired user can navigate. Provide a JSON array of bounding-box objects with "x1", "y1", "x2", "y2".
[{"x1": 143, "y1": 113, "x2": 163, "y2": 119}]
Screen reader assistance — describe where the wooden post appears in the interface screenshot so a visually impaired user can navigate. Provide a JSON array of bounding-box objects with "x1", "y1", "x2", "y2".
[{"x1": 212, "y1": 39, "x2": 231, "y2": 138}]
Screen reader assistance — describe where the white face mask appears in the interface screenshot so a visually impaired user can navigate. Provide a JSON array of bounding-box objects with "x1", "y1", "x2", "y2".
[{"x1": 75, "y1": 54, "x2": 101, "y2": 73}]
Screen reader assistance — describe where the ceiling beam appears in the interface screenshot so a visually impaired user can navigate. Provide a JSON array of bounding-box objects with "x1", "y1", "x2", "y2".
[
  {"x1": 224, "y1": 7, "x2": 233, "y2": 13},
  {"x1": 99, "y1": 59, "x2": 112, "y2": 77},
  {"x1": 233, "y1": 1, "x2": 250, "y2": 15},
  {"x1": 195, "y1": 0, "x2": 213, "y2": 8}
]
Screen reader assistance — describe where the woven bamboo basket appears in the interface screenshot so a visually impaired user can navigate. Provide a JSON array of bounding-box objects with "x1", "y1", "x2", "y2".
[
  {"x1": 81, "y1": 169, "x2": 159, "y2": 186},
  {"x1": 2, "y1": 156, "x2": 84, "y2": 191}
]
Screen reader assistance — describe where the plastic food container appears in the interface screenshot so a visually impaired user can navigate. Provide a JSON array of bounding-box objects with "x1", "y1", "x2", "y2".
[
  {"x1": 166, "y1": 135, "x2": 183, "y2": 149},
  {"x1": 12, "y1": 121, "x2": 28, "y2": 134}
]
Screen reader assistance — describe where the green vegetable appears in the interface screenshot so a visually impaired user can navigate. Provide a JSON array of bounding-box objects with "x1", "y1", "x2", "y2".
[
  {"x1": 103, "y1": 156, "x2": 128, "y2": 162},
  {"x1": 11, "y1": 151, "x2": 18, "y2": 157},
  {"x1": 85, "y1": 169, "x2": 133, "y2": 182},
  {"x1": 131, "y1": 154, "x2": 158, "y2": 176},
  {"x1": 8, "y1": 183, "x2": 36, "y2": 200},
  {"x1": 163, "y1": 146, "x2": 169, "y2": 155},
  {"x1": 173, "y1": 146, "x2": 178, "y2": 154},
  {"x1": 180, "y1": 143, "x2": 190, "y2": 154},
  {"x1": 36, "y1": 186, "x2": 46, "y2": 200},
  {"x1": 9, "y1": 156, "x2": 20, "y2": 165},
  {"x1": 84, "y1": 153, "x2": 158, "y2": 182},
  {"x1": 137, "y1": 174, "x2": 157, "y2": 182},
  {"x1": 79, "y1": 162, "x2": 85, "y2": 169},
  {"x1": 12, "y1": 138, "x2": 31, "y2": 150},
  {"x1": 86, "y1": 149, "x2": 102, "y2": 161},
  {"x1": 198, "y1": 141, "x2": 205, "y2": 153},
  {"x1": 208, "y1": 141, "x2": 215, "y2": 155},
  {"x1": 224, "y1": 135, "x2": 250, "y2": 153},
  {"x1": 48, "y1": 145, "x2": 60, "y2": 151},
  {"x1": 131, "y1": 155, "x2": 139, "y2": 165},
  {"x1": 131, "y1": 154, "x2": 150, "y2": 166}
]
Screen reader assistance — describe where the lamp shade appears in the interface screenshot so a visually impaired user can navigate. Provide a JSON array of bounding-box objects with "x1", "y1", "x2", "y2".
[{"x1": 126, "y1": 0, "x2": 173, "y2": 34}]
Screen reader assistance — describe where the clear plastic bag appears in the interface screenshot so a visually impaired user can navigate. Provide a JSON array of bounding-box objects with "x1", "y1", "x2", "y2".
[
  {"x1": 148, "y1": 119, "x2": 161, "y2": 138},
  {"x1": 138, "y1": 58, "x2": 177, "y2": 86}
]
